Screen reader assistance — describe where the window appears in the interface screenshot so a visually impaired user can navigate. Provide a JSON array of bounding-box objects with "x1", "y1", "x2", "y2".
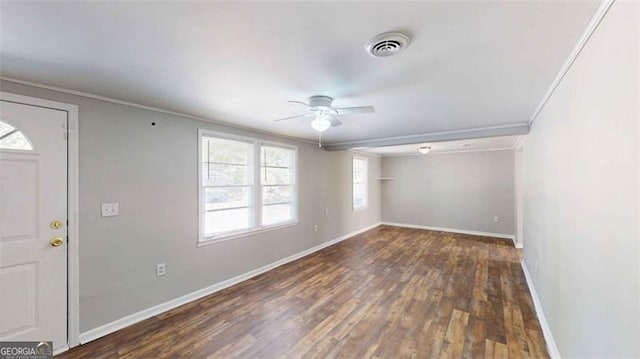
[
  {"x1": 201, "y1": 135, "x2": 254, "y2": 238},
  {"x1": 261, "y1": 145, "x2": 296, "y2": 226},
  {"x1": 199, "y1": 130, "x2": 298, "y2": 242},
  {"x1": 0, "y1": 120, "x2": 33, "y2": 150},
  {"x1": 353, "y1": 156, "x2": 368, "y2": 210}
]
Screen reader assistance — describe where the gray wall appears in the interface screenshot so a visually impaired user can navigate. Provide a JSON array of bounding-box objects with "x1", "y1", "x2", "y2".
[
  {"x1": 0, "y1": 80, "x2": 381, "y2": 333},
  {"x1": 381, "y1": 150, "x2": 514, "y2": 236},
  {"x1": 522, "y1": 1, "x2": 639, "y2": 356}
]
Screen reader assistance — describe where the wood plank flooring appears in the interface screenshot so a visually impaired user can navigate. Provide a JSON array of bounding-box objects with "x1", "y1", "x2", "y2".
[{"x1": 57, "y1": 225, "x2": 549, "y2": 358}]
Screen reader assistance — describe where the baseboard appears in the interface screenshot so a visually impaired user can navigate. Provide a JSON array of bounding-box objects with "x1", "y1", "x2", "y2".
[
  {"x1": 381, "y1": 222, "x2": 515, "y2": 242},
  {"x1": 78, "y1": 222, "x2": 382, "y2": 345},
  {"x1": 520, "y1": 260, "x2": 561, "y2": 359},
  {"x1": 53, "y1": 345, "x2": 69, "y2": 356}
]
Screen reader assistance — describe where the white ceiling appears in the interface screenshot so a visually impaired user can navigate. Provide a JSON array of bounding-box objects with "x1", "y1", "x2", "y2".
[
  {"x1": 0, "y1": 1, "x2": 598, "y2": 145},
  {"x1": 361, "y1": 135, "x2": 521, "y2": 156}
]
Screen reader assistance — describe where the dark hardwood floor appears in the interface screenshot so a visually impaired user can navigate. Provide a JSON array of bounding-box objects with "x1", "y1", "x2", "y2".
[{"x1": 58, "y1": 225, "x2": 548, "y2": 358}]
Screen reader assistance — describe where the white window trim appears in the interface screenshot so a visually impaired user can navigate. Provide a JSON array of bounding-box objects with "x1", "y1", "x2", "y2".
[
  {"x1": 260, "y1": 140, "x2": 299, "y2": 227},
  {"x1": 352, "y1": 155, "x2": 369, "y2": 211},
  {"x1": 198, "y1": 129, "x2": 299, "y2": 244}
]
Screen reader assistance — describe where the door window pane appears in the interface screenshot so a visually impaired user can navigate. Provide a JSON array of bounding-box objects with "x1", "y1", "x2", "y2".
[{"x1": 0, "y1": 121, "x2": 33, "y2": 151}]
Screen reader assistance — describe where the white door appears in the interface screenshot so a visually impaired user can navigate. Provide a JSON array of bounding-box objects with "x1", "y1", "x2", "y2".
[{"x1": 0, "y1": 100, "x2": 67, "y2": 350}]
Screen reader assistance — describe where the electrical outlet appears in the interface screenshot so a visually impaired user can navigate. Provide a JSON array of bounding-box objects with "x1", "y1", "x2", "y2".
[
  {"x1": 101, "y1": 203, "x2": 119, "y2": 217},
  {"x1": 156, "y1": 263, "x2": 166, "y2": 277},
  {"x1": 493, "y1": 216, "x2": 500, "y2": 223},
  {"x1": 313, "y1": 224, "x2": 319, "y2": 233}
]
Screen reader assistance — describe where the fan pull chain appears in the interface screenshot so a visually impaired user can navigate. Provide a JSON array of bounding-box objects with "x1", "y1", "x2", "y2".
[{"x1": 318, "y1": 131, "x2": 322, "y2": 148}]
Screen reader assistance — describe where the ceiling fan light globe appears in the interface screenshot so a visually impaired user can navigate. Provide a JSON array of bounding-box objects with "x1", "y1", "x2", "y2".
[{"x1": 311, "y1": 116, "x2": 331, "y2": 132}]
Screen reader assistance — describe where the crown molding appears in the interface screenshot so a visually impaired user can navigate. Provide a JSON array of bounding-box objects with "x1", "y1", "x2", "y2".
[
  {"x1": 323, "y1": 123, "x2": 530, "y2": 151},
  {"x1": 528, "y1": 0, "x2": 615, "y2": 126},
  {"x1": 0, "y1": 76, "x2": 319, "y2": 146},
  {"x1": 377, "y1": 147, "x2": 514, "y2": 158}
]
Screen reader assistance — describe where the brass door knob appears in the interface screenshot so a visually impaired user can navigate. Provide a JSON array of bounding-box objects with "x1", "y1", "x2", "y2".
[
  {"x1": 50, "y1": 220, "x2": 63, "y2": 229},
  {"x1": 50, "y1": 237, "x2": 64, "y2": 247}
]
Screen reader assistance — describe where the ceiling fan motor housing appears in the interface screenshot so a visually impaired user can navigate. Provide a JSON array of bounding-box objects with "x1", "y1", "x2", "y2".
[
  {"x1": 309, "y1": 96, "x2": 338, "y2": 115},
  {"x1": 309, "y1": 95, "x2": 334, "y2": 108}
]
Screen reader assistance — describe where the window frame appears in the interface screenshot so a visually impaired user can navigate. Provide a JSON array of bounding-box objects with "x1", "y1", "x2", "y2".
[
  {"x1": 352, "y1": 155, "x2": 369, "y2": 211},
  {"x1": 198, "y1": 129, "x2": 298, "y2": 245},
  {"x1": 259, "y1": 141, "x2": 299, "y2": 229}
]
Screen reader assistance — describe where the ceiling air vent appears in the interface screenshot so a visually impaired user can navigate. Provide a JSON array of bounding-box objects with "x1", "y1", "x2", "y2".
[{"x1": 365, "y1": 32, "x2": 411, "y2": 58}]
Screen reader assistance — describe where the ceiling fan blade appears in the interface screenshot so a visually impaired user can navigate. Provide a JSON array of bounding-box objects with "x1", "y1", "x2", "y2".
[
  {"x1": 335, "y1": 106, "x2": 375, "y2": 115},
  {"x1": 329, "y1": 116, "x2": 342, "y2": 127},
  {"x1": 274, "y1": 113, "x2": 312, "y2": 122},
  {"x1": 288, "y1": 100, "x2": 310, "y2": 107}
]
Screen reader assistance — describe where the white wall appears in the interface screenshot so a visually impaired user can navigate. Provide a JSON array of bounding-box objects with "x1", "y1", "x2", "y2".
[
  {"x1": 522, "y1": 1, "x2": 639, "y2": 356},
  {"x1": 381, "y1": 150, "x2": 515, "y2": 236},
  {"x1": 0, "y1": 80, "x2": 381, "y2": 334}
]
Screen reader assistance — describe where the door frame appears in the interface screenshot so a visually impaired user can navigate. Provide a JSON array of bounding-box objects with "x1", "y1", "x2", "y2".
[{"x1": 0, "y1": 91, "x2": 80, "y2": 351}]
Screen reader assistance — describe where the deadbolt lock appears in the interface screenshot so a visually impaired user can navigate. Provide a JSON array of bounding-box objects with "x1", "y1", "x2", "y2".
[
  {"x1": 50, "y1": 237, "x2": 64, "y2": 247},
  {"x1": 50, "y1": 220, "x2": 63, "y2": 229}
]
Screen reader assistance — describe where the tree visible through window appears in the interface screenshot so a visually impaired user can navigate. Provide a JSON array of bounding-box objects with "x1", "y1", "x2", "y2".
[
  {"x1": 199, "y1": 130, "x2": 298, "y2": 242},
  {"x1": 0, "y1": 120, "x2": 33, "y2": 150},
  {"x1": 353, "y1": 156, "x2": 368, "y2": 210},
  {"x1": 201, "y1": 136, "x2": 253, "y2": 237},
  {"x1": 261, "y1": 145, "x2": 296, "y2": 226}
]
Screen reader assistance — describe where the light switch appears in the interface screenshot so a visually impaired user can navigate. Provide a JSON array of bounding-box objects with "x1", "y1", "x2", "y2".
[{"x1": 101, "y1": 203, "x2": 119, "y2": 217}]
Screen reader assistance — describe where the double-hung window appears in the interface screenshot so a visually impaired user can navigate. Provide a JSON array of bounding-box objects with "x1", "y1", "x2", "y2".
[
  {"x1": 261, "y1": 145, "x2": 297, "y2": 226},
  {"x1": 352, "y1": 156, "x2": 368, "y2": 210},
  {"x1": 199, "y1": 130, "x2": 297, "y2": 242}
]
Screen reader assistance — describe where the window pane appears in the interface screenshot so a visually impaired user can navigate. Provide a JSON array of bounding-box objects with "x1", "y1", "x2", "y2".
[
  {"x1": 261, "y1": 167, "x2": 291, "y2": 185},
  {"x1": 0, "y1": 131, "x2": 33, "y2": 150},
  {"x1": 204, "y1": 208, "x2": 250, "y2": 235},
  {"x1": 353, "y1": 159, "x2": 367, "y2": 183},
  {"x1": 263, "y1": 186, "x2": 292, "y2": 205},
  {"x1": 353, "y1": 157, "x2": 368, "y2": 210},
  {"x1": 353, "y1": 193, "x2": 367, "y2": 209},
  {"x1": 205, "y1": 187, "x2": 250, "y2": 211},
  {"x1": 203, "y1": 163, "x2": 249, "y2": 186},
  {"x1": 354, "y1": 181, "x2": 367, "y2": 209},
  {"x1": 0, "y1": 121, "x2": 15, "y2": 138},
  {"x1": 354, "y1": 182, "x2": 367, "y2": 194},
  {"x1": 262, "y1": 203, "x2": 292, "y2": 226},
  {"x1": 262, "y1": 146, "x2": 292, "y2": 167},
  {"x1": 202, "y1": 137, "x2": 250, "y2": 165}
]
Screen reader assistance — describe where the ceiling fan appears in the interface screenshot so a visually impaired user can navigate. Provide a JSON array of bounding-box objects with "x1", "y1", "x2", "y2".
[{"x1": 275, "y1": 95, "x2": 375, "y2": 147}]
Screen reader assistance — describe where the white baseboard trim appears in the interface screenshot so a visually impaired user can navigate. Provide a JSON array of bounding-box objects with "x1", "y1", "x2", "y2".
[
  {"x1": 78, "y1": 222, "x2": 382, "y2": 345},
  {"x1": 53, "y1": 345, "x2": 69, "y2": 356},
  {"x1": 520, "y1": 260, "x2": 561, "y2": 359},
  {"x1": 381, "y1": 222, "x2": 515, "y2": 242}
]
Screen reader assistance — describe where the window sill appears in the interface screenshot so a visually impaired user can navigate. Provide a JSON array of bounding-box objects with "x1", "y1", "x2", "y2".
[
  {"x1": 197, "y1": 221, "x2": 299, "y2": 247},
  {"x1": 353, "y1": 206, "x2": 368, "y2": 212}
]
